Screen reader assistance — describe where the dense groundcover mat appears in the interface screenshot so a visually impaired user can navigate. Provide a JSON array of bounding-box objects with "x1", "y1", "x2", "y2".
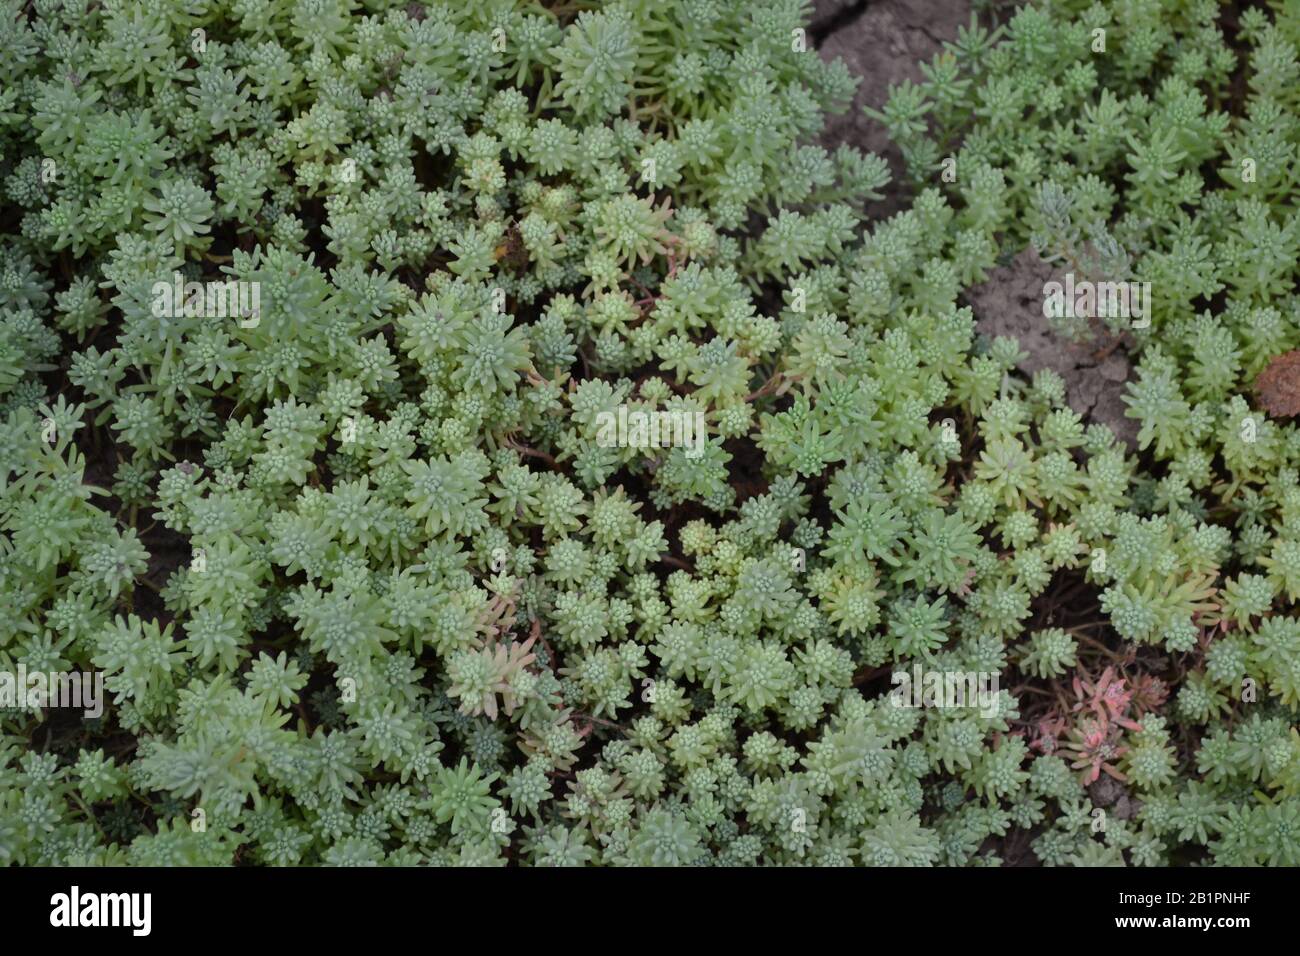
[{"x1": 0, "y1": 0, "x2": 1297, "y2": 869}]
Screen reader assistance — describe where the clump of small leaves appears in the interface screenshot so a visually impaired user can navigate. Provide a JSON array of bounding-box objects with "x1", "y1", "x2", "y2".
[{"x1": 0, "y1": 0, "x2": 1298, "y2": 869}]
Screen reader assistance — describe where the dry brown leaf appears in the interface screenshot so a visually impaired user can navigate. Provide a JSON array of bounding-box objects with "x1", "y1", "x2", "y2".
[{"x1": 1256, "y1": 350, "x2": 1300, "y2": 418}]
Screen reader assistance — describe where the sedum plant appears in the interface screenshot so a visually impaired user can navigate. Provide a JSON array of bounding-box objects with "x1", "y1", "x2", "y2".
[{"x1": 0, "y1": 0, "x2": 1297, "y2": 868}]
